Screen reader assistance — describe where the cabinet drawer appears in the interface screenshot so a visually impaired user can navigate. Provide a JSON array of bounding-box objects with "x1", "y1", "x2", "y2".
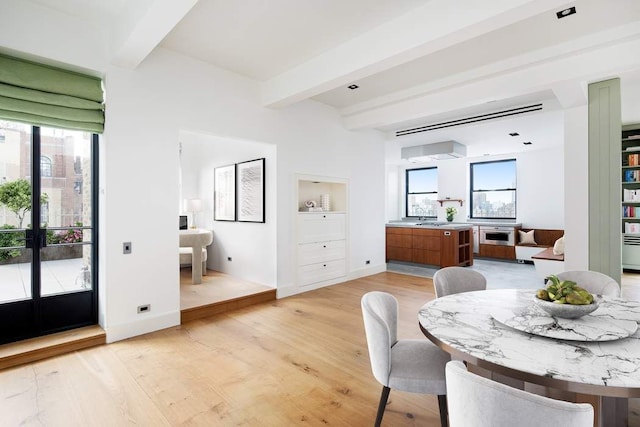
[
  {"x1": 298, "y1": 213, "x2": 346, "y2": 243},
  {"x1": 386, "y1": 227, "x2": 412, "y2": 235},
  {"x1": 412, "y1": 235, "x2": 440, "y2": 250},
  {"x1": 386, "y1": 246, "x2": 413, "y2": 262},
  {"x1": 413, "y1": 249, "x2": 441, "y2": 265},
  {"x1": 297, "y1": 259, "x2": 346, "y2": 286},
  {"x1": 387, "y1": 234, "x2": 412, "y2": 248},
  {"x1": 479, "y1": 244, "x2": 515, "y2": 260},
  {"x1": 298, "y1": 240, "x2": 346, "y2": 266}
]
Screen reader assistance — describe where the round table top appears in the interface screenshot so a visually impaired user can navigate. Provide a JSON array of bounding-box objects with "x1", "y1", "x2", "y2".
[{"x1": 418, "y1": 289, "x2": 640, "y2": 397}]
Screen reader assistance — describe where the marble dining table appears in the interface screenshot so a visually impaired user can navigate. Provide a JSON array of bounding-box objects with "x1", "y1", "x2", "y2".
[{"x1": 418, "y1": 289, "x2": 640, "y2": 427}]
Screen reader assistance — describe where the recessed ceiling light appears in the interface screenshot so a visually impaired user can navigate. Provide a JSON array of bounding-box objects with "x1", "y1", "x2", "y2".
[
  {"x1": 523, "y1": 141, "x2": 532, "y2": 145},
  {"x1": 348, "y1": 84, "x2": 359, "y2": 90},
  {"x1": 509, "y1": 132, "x2": 519, "y2": 137},
  {"x1": 556, "y1": 7, "x2": 576, "y2": 19}
]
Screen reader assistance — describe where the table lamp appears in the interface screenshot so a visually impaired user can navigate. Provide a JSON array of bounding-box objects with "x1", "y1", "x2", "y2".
[{"x1": 184, "y1": 198, "x2": 203, "y2": 229}]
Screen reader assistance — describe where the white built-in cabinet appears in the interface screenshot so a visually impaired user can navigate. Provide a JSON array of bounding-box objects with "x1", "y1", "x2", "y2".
[{"x1": 296, "y1": 175, "x2": 348, "y2": 288}]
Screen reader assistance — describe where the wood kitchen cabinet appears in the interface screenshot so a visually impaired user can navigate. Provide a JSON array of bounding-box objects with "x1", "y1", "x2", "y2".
[
  {"x1": 479, "y1": 244, "x2": 515, "y2": 260},
  {"x1": 412, "y1": 228, "x2": 441, "y2": 266},
  {"x1": 441, "y1": 228, "x2": 473, "y2": 267},
  {"x1": 386, "y1": 226, "x2": 473, "y2": 267},
  {"x1": 386, "y1": 227, "x2": 413, "y2": 262}
]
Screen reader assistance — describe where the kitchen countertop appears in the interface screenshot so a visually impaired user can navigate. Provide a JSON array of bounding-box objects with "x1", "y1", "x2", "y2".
[
  {"x1": 471, "y1": 222, "x2": 522, "y2": 228},
  {"x1": 387, "y1": 220, "x2": 521, "y2": 229},
  {"x1": 386, "y1": 222, "x2": 473, "y2": 230}
]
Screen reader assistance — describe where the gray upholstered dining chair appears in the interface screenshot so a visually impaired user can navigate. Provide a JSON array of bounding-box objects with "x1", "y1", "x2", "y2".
[
  {"x1": 556, "y1": 270, "x2": 620, "y2": 297},
  {"x1": 361, "y1": 291, "x2": 449, "y2": 427},
  {"x1": 445, "y1": 360, "x2": 593, "y2": 427},
  {"x1": 432, "y1": 266, "x2": 487, "y2": 298}
]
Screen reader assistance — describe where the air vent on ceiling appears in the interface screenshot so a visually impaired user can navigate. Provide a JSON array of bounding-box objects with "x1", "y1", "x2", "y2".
[{"x1": 395, "y1": 103, "x2": 543, "y2": 137}]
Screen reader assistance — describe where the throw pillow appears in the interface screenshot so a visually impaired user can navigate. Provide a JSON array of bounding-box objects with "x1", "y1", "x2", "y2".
[
  {"x1": 518, "y1": 229, "x2": 537, "y2": 245},
  {"x1": 553, "y1": 236, "x2": 565, "y2": 255}
]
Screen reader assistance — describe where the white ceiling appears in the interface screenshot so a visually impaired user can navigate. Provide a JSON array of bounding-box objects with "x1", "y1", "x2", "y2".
[{"x1": 16, "y1": 0, "x2": 640, "y2": 161}]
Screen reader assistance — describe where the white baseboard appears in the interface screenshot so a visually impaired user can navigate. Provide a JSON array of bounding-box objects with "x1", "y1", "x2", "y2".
[
  {"x1": 347, "y1": 263, "x2": 386, "y2": 280},
  {"x1": 277, "y1": 263, "x2": 387, "y2": 299},
  {"x1": 105, "y1": 310, "x2": 180, "y2": 343}
]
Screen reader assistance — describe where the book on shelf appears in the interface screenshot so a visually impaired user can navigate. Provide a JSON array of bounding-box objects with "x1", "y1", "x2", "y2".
[
  {"x1": 624, "y1": 189, "x2": 640, "y2": 201},
  {"x1": 623, "y1": 205, "x2": 640, "y2": 218},
  {"x1": 624, "y1": 169, "x2": 640, "y2": 182},
  {"x1": 626, "y1": 222, "x2": 640, "y2": 233}
]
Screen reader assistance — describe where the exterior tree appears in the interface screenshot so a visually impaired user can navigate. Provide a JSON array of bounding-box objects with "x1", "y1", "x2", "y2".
[{"x1": 0, "y1": 178, "x2": 49, "y2": 228}]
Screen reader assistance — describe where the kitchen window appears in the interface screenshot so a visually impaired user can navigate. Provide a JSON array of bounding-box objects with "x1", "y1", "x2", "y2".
[
  {"x1": 406, "y1": 166, "x2": 438, "y2": 218},
  {"x1": 470, "y1": 159, "x2": 516, "y2": 219}
]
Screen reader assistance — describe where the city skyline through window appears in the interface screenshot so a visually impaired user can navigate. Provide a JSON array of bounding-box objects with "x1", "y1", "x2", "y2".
[
  {"x1": 406, "y1": 167, "x2": 438, "y2": 217},
  {"x1": 470, "y1": 159, "x2": 516, "y2": 219}
]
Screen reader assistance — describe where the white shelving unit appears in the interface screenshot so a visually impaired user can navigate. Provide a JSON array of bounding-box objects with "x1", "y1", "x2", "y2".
[{"x1": 296, "y1": 175, "x2": 348, "y2": 287}]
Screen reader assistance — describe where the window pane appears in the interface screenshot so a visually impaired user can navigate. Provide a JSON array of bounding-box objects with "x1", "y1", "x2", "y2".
[
  {"x1": 407, "y1": 194, "x2": 438, "y2": 217},
  {"x1": 472, "y1": 160, "x2": 516, "y2": 190},
  {"x1": 472, "y1": 190, "x2": 516, "y2": 218},
  {"x1": 0, "y1": 120, "x2": 33, "y2": 303},
  {"x1": 407, "y1": 168, "x2": 437, "y2": 193},
  {"x1": 41, "y1": 156, "x2": 52, "y2": 177},
  {"x1": 40, "y1": 126, "x2": 93, "y2": 296}
]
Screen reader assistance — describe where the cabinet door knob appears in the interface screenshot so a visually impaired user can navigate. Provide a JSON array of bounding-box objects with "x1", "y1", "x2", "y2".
[
  {"x1": 323, "y1": 245, "x2": 326, "y2": 248},
  {"x1": 323, "y1": 215, "x2": 326, "y2": 218},
  {"x1": 323, "y1": 264, "x2": 327, "y2": 267}
]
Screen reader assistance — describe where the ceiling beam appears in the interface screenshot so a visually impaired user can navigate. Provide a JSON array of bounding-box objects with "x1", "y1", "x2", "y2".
[
  {"x1": 110, "y1": 0, "x2": 198, "y2": 69},
  {"x1": 342, "y1": 37, "x2": 640, "y2": 131},
  {"x1": 261, "y1": 0, "x2": 568, "y2": 108}
]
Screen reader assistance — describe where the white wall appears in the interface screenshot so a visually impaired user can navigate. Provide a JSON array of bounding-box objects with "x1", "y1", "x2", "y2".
[
  {"x1": 180, "y1": 132, "x2": 278, "y2": 288},
  {"x1": 387, "y1": 146, "x2": 565, "y2": 229},
  {"x1": 97, "y1": 48, "x2": 386, "y2": 341},
  {"x1": 563, "y1": 106, "x2": 589, "y2": 270}
]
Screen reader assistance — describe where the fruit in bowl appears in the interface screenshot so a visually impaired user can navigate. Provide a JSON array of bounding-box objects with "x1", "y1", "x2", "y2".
[{"x1": 533, "y1": 275, "x2": 599, "y2": 319}]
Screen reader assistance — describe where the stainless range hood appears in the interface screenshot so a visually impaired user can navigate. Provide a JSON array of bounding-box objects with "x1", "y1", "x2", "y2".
[{"x1": 401, "y1": 141, "x2": 467, "y2": 162}]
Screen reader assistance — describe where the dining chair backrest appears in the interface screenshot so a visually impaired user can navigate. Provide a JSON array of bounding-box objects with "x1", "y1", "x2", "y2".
[
  {"x1": 361, "y1": 291, "x2": 398, "y2": 386},
  {"x1": 433, "y1": 266, "x2": 487, "y2": 298},
  {"x1": 445, "y1": 361, "x2": 593, "y2": 427},
  {"x1": 556, "y1": 270, "x2": 620, "y2": 297}
]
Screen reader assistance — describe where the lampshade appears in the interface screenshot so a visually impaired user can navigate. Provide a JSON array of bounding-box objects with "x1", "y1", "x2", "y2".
[{"x1": 184, "y1": 198, "x2": 203, "y2": 212}]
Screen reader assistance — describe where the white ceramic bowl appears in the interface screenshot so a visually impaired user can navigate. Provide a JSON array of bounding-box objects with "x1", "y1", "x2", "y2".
[{"x1": 532, "y1": 296, "x2": 599, "y2": 319}]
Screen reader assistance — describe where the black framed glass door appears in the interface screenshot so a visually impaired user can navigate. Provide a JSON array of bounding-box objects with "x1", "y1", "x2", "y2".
[{"x1": 0, "y1": 121, "x2": 98, "y2": 344}]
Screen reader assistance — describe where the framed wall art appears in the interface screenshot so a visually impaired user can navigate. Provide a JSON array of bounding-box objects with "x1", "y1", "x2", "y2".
[
  {"x1": 236, "y1": 158, "x2": 265, "y2": 223},
  {"x1": 214, "y1": 163, "x2": 236, "y2": 221}
]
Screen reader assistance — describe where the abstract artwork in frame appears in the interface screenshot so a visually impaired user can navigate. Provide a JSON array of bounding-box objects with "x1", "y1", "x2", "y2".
[
  {"x1": 237, "y1": 158, "x2": 265, "y2": 223},
  {"x1": 214, "y1": 163, "x2": 236, "y2": 221}
]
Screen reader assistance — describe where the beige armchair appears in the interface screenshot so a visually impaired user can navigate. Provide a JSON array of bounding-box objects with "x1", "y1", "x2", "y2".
[{"x1": 179, "y1": 229, "x2": 213, "y2": 284}]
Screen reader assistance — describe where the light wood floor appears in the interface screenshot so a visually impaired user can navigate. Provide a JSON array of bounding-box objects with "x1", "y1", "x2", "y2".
[
  {"x1": 180, "y1": 267, "x2": 274, "y2": 310},
  {"x1": 2, "y1": 271, "x2": 639, "y2": 426},
  {"x1": 1, "y1": 272, "x2": 443, "y2": 426}
]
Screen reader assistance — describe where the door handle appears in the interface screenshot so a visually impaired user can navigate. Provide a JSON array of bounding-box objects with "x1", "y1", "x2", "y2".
[
  {"x1": 24, "y1": 229, "x2": 47, "y2": 249},
  {"x1": 25, "y1": 229, "x2": 34, "y2": 248},
  {"x1": 39, "y1": 229, "x2": 47, "y2": 248}
]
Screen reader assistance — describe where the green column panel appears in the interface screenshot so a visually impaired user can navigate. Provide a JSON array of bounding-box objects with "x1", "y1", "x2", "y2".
[{"x1": 588, "y1": 78, "x2": 621, "y2": 284}]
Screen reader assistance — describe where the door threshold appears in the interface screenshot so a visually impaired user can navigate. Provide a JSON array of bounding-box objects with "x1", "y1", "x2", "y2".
[{"x1": 0, "y1": 325, "x2": 105, "y2": 371}]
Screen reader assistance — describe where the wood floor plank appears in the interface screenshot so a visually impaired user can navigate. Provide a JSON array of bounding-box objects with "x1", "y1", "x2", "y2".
[{"x1": 0, "y1": 272, "x2": 550, "y2": 426}]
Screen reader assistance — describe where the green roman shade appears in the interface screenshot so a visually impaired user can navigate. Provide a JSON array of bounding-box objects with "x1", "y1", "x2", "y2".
[{"x1": 0, "y1": 54, "x2": 104, "y2": 133}]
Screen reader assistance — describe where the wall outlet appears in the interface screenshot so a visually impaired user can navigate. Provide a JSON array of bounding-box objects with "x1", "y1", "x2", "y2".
[
  {"x1": 123, "y1": 242, "x2": 132, "y2": 254},
  {"x1": 227, "y1": 256, "x2": 232, "y2": 261},
  {"x1": 137, "y1": 304, "x2": 150, "y2": 313},
  {"x1": 365, "y1": 260, "x2": 371, "y2": 265}
]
